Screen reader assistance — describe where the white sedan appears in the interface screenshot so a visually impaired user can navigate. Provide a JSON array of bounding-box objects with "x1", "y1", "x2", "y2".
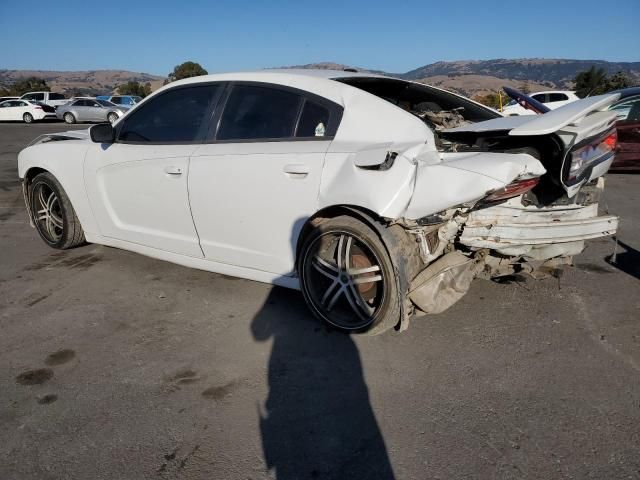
[
  {"x1": 17, "y1": 70, "x2": 620, "y2": 334},
  {"x1": 502, "y1": 90, "x2": 580, "y2": 115},
  {"x1": 0, "y1": 99, "x2": 57, "y2": 123}
]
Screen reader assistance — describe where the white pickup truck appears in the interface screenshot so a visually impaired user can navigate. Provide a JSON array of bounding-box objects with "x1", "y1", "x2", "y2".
[{"x1": 19, "y1": 91, "x2": 69, "y2": 108}]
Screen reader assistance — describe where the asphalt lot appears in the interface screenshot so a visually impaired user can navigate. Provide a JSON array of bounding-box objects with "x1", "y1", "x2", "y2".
[{"x1": 0, "y1": 122, "x2": 639, "y2": 480}]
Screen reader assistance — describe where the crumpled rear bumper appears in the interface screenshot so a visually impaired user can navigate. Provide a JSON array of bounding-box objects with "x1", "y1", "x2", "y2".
[{"x1": 458, "y1": 200, "x2": 618, "y2": 260}]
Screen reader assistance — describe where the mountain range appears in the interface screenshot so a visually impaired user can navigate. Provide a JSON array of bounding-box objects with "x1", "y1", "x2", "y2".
[
  {"x1": 285, "y1": 59, "x2": 640, "y2": 96},
  {"x1": 1, "y1": 58, "x2": 639, "y2": 98}
]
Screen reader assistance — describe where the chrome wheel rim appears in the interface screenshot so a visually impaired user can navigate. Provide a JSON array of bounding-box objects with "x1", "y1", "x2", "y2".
[
  {"x1": 33, "y1": 183, "x2": 63, "y2": 243},
  {"x1": 64, "y1": 113, "x2": 73, "y2": 123},
  {"x1": 302, "y1": 231, "x2": 386, "y2": 330},
  {"x1": 24, "y1": 114, "x2": 32, "y2": 123},
  {"x1": 108, "y1": 113, "x2": 117, "y2": 123}
]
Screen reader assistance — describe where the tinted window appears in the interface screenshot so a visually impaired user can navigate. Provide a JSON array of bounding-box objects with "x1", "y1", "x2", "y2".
[
  {"x1": 296, "y1": 100, "x2": 330, "y2": 137},
  {"x1": 49, "y1": 93, "x2": 65, "y2": 100},
  {"x1": 97, "y1": 99, "x2": 115, "y2": 107},
  {"x1": 531, "y1": 93, "x2": 547, "y2": 103},
  {"x1": 611, "y1": 96, "x2": 640, "y2": 121},
  {"x1": 119, "y1": 85, "x2": 218, "y2": 143},
  {"x1": 32, "y1": 93, "x2": 45, "y2": 101},
  {"x1": 73, "y1": 100, "x2": 88, "y2": 106},
  {"x1": 111, "y1": 97, "x2": 122, "y2": 104},
  {"x1": 548, "y1": 93, "x2": 568, "y2": 102},
  {"x1": 217, "y1": 85, "x2": 302, "y2": 141}
]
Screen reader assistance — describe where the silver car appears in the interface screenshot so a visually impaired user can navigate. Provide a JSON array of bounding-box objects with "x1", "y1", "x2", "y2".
[{"x1": 56, "y1": 98, "x2": 128, "y2": 124}]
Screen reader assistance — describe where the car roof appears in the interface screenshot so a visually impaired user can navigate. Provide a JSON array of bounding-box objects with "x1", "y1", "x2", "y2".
[
  {"x1": 610, "y1": 86, "x2": 640, "y2": 99},
  {"x1": 530, "y1": 90, "x2": 576, "y2": 95}
]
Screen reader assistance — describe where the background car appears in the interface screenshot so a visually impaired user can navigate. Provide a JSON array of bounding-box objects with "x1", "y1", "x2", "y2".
[
  {"x1": 56, "y1": 98, "x2": 128, "y2": 124},
  {"x1": 97, "y1": 95, "x2": 142, "y2": 107},
  {"x1": 502, "y1": 90, "x2": 579, "y2": 115},
  {"x1": 0, "y1": 99, "x2": 56, "y2": 123},
  {"x1": 20, "y1": 91, "x2": 69, "y2": 108},
  {"x1": 608, "y1": 87, "x2": 640, "y2": 171},
  {"x1": 0, "y1": 96, "x2": 19, "y2": 103}
]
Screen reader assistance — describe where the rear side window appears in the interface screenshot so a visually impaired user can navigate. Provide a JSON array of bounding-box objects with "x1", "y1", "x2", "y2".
[
  {"x1": 548, "y1": 93, "x2": 568, "y2": 102},
  {"x1": 49, "y1": 93, "x2": 65, "y2": 100},
  {"x1": 531, "y1": 93, "x2": 547, "y2": 103},
  {"x1": 73, "y1": 100, "x2": 88, "y2": 106},
  {"x1": 296, "y1": 100, "x2": 330, "y2": 137},
  {"x1": 111, "y1": 97, "x2": 122, "y2": 104},
  {"x1": 118, "y1": 85, "x2": 219, "y2": 143},
  {"x1": 217, "y1": 85, "x2": 302, "y2": 141}
]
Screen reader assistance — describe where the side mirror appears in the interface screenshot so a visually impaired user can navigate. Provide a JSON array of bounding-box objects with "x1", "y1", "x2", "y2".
[{"x1": 90, "y1": 123, "x2": 115, "y2": 143}]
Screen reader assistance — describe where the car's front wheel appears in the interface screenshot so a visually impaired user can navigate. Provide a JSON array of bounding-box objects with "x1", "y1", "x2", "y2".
[
  {"x1": 63, "y1": 112, "x2": 76, "y2": 124},
  {"x1": 107, "y1": 112, "x2": 118, "y2": 124},
  {"x1": 23, "y1": 113, "x2": 34, "y2": 123},
  {"x1": 298, "y1": 215, "x2": 400, "y2": 334},
  {"x1": 29, "y1": 172, "x2": 85, "y2": 249}
]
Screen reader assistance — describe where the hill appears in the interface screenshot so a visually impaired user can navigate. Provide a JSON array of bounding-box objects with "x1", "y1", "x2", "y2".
[
  {"x1": 286, "y1": 58, "x2": 640, "y2": 97},
  {"x1": 0, "y1": 69, "x2": 165, "y2": 96}
]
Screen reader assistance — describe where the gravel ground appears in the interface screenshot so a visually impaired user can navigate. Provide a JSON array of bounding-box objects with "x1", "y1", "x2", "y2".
[{"x1": 1, "y1": 122, "x2": 639, "y2": 480}]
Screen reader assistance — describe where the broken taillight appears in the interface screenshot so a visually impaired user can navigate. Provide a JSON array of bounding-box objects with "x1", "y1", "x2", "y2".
[
  {"x1": 484, "y1": 177, "x2": 539, "y2": 202},
  {"x1": 565, "y1": 128, "x2": 617, "y2": 184}
]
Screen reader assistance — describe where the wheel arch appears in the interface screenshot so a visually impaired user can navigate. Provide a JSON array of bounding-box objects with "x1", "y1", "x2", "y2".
[{"x1": 295, "y1": 204, "x2": 420, "y2": 331}]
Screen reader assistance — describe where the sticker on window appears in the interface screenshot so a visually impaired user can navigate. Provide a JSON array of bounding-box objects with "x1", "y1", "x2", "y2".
[{"x1": 315, "y1": 122, "x2": 326, "y2": 137}]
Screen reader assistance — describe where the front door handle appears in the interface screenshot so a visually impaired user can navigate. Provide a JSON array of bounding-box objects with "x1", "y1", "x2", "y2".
[
  {"x1": 283, "y1": 164, "x2": 310, "y2": 178},
  {"x1": 164, "y1": 166, "x2": 183, "y2": 175}
]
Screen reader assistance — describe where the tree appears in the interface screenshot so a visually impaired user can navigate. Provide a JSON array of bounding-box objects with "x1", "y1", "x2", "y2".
[
  {"x1": 165, "y1": 61, "x2": 208, "y2": 84},
  {"x1": 117, "y1": 81, "x2": 148, "y2": 97},
  {"x1": 605, "y1": 71, "x2": 632, "y2": 92},
  {"x1": 5, "y1": 77, "x2": 50, "y2": 96},
  {"x1": 573, "y1": 65, "x2": 608, "y2": 97},
  {"x1": 473, "y1": 92, "x2": 504, "y2": 110}
]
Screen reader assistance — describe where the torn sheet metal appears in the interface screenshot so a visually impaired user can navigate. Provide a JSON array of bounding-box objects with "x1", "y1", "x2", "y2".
[{"x1": 408, "y1": 251, "x2": 477, "y2": 314}]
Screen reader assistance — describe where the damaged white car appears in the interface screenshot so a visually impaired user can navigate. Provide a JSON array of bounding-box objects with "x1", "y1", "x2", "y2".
[{"x1": 18, "y1": 70, "x2": 620, "y2": 334}]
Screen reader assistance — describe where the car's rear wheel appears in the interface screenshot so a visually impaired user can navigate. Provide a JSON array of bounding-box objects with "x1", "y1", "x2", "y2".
[
  {"x1": 64, "y1": 112, "x2": 76, "y2": 124},
  {"x1": 107, "y1": 112, "x2": 118, "y2": 124},
  {"x1": 29, "y1": 172, "x2": 85, "y2": 249},
  {"x1": 23, "y1": 113, "x2": 34, "y2": 123},
  {"x1": 298, "y1": 216, "x2": 400, "y2": 334}
]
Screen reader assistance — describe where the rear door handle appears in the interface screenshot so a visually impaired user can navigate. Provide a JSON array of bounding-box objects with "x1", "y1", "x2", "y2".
[
  {"x1": 164, "y1": 166, "x2": 183, "y2": 175},
  {"x1": 283, "y1": 164, "x2": 310, "y2": 178}
]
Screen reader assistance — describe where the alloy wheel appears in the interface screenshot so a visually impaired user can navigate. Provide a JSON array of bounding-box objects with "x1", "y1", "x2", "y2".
[
  {"x1": 33, "y1": 182, "x2": 63, "y2": 243},
  {"x1": 302, "y1": 231, "x2": 386, "y2": 330}
]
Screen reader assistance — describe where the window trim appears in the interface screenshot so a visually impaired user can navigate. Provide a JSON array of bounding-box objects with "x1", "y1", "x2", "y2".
[
  {"x1": 114, "y1": 82, "x2": 225, "y2": 145},
  {"x1": 206, "y1": 81, "x2": 344, "y2": 144}
]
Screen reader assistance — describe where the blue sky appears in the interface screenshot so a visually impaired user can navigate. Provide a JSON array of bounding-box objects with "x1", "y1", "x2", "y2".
[{"x1": 1, "y1": 0, "x2": 638, "y2": 75}]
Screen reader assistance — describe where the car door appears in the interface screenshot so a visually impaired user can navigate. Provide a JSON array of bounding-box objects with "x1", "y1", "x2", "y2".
[
  {"x1": 88, "y1": 100, "x2": 106, "y2": 121},
  {"x1": 84, "y1": 84, "x2": 222, "y2": 257},
  {"x1": 0, "y1": 101, "x2": 12, "y2": 120},
  {"x1": 189, "y1": 82, "x2": 342, "y2": 275},
  {"x1": 72, "y1": 100, "x2": 92, "y2": 121}
]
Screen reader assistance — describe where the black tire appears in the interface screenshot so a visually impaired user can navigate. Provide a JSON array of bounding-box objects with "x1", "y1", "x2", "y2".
[
  {"x1": 29, "y1": 172, "x2": 85, "y2": 249},
  {"x1": 107, "y1": 112, "x2": 118, "y2": 124},
  {"x1": 23, "y1": 112, "x2": 34, "y2": 123},
  {"x1": 298, "y1": 215, "x2": 400, "y2": 335},
  {"x1": 63, "y1": 112, "x2": 76, "y2": 124}
]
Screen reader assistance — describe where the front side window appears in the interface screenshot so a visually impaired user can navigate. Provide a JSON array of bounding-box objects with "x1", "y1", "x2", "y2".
[
  {"x1": 216, "y1": 85, "x2": 301, "y2": 141},
  {"x1": 49, "y1": 93, "x2": 65, "y2": 100},
  {"x1": 73, "y1": 100, "x2": 88, "y2": 106},
  {"x1": 118, "y1": 85, "x2": 219, "y2": 143},
  {"x1": 111, "y1": 97, "x2": 122, "y2": 104}
]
